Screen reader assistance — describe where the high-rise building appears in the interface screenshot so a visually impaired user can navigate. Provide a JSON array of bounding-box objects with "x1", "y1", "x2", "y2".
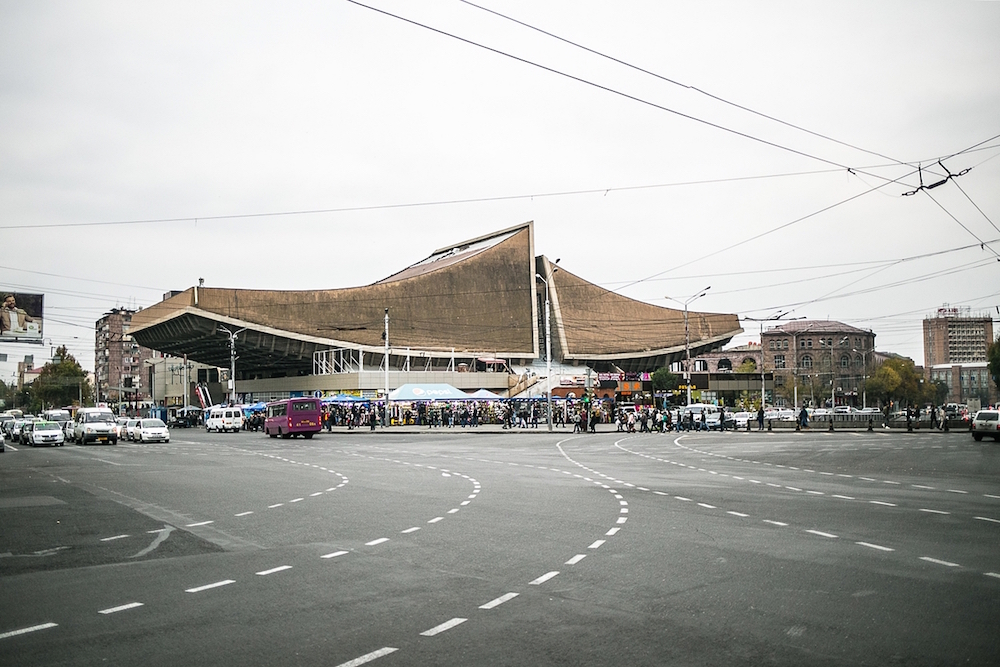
[
  {"x1": 923, "y1": 306, "x2": 993, "y2": 367},
  {"x1": 95, "y1": 308, "x2": 156, "y2": 411},
  {"x1": 923, "y1": 306, "x2": 995, "y2": 407}
]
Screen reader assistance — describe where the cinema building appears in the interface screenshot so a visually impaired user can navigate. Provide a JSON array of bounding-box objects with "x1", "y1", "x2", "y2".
[{"x1": 129, "y1": 222, "x2": 742, "y2": 402}]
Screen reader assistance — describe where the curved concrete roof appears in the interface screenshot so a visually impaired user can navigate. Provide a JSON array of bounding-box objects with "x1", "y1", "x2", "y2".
[{"x1": 130, "y1": 222, "x2": 742, "y2": 377}]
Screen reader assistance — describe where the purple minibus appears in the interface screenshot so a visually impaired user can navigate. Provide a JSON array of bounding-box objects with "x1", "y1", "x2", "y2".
[{"x1": 264, "y1": 398, "x2": 322, "y2": 438}]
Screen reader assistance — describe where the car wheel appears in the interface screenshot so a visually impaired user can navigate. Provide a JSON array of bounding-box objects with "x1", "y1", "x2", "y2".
[{"x1": 973, "y1": 433, "x2": 983, "y2": 441}]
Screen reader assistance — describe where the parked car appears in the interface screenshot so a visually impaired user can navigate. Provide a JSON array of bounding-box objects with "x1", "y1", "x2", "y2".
[
  {"x1": 27, "y1": 421, "x2": 65, "y2": 447},
  {"x1": 971, "y1": 410, "x2": 1000, "y2": 442},
  {"x1": 732, "y1": 411, "x2": 752, "y2": 429},
  {"x1": 135, "y1": 418, "x2": 170, "y2": 443},
  {"x1": 125, "y1": 419, "x2": 142, "y2": 441}
]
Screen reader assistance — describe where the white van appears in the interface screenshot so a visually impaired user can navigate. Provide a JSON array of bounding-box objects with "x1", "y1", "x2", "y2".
[
  {"x1": 73, "y1": 407, "x2": 118, "y2": 445},
  {"x1": 206, "y1": 407, "x2": 243, "y2": 433}
]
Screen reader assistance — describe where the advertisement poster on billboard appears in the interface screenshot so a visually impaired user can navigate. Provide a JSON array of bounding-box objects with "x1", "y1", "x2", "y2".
[{"x1": 0, "y1": 292, "x2": 43, "y2": 341}]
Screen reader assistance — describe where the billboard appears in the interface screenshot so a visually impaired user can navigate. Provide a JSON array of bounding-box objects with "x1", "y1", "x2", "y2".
[{"x1": 0, "y1": 291, "x2": 43, "y2": 342}]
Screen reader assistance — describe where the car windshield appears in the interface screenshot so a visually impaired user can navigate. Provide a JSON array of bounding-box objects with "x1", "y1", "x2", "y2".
[
  {"x1": 35, "y1": 422, "x2": 60, "y2": 431},
  {"x1": 85, "y1": 412, "x2": 115, "y2": 423},
  {"x1": 141, "y1": 419, "x2": 166, "y2": 428},
  {"x1": 978, "y1": 412, "x2": 998, "y2": 420}
]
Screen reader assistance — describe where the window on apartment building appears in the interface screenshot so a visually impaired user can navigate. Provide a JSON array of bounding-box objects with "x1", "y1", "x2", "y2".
[
  {"x1": 774, "y1": 354, "x2": 785, "y2": 369},
  {"x1": 774, "y1": 375, "x2": 785, "y2": 387},
  {"x1": 782, "y1": 339, "x2": 789, "y2": 349},
  {"x1": 801, "y1": 355, "x2": 813, "y2": 369},
  {"x1": 855, "y1": 355, "x2": 863, "y2": 368},
  {"x1": 768, "y1": 340, "x2": 775, "y2": 350},
  {"x1": 840, "y1": 355, "x2": 850, "y2": 368}
]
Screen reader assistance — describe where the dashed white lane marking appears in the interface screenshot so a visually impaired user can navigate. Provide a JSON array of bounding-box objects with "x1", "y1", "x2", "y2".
[
  {"x1": 727, "y1": 511, "x2": 749, "y2": 517},
  {"x1": 420, "y1": 618, "x2": 467, "y2": 636},
  {"x1": 947, "y1": 489, "x2": 969, "y2": 494},
  {"x1": 919, "y1": 509, "x2": 950, "y2": 515},
  {"x1": 100, "y1": 534, "x2": 130, "y2": 542},
  {"x1": 447, "y1": 508, "x2": 460, "y2": 514},
  {"x1": 147, "y1": 528, "x2": 170, "y2": 533},
  {"x1": 289, "y1": 498, "x2": 304, "y2": 503},
  {"x1": 856, "y1": 541, "x2": 894, "y2": 552},
  {"x1": 763, "y1": 520, "x2": 788, "y2": 526},
  {"x1": 185, "y1": 520, "x2": 214, "y2": 527},
  {"x1": 234, "y1": 511, "x2": 254, "y2": 517},
  {"x1": 529, "y1": 571, "x2": 560, "y2": 585},
  {"x1": 986, "y1": 572, "x2": 1000, "y2": 579},
  {"x1": 256, "y1": 565, "x2": 292, "y2": 576},
  {"x1": 832, "y1": 495, "x2": 855, "y2": 500},
  {"x1": 185, "y1": 579, "x2": 235, "y2": 593},
  {"x1": 98, "y1": 602, "x2": 144, "y2": 615},
  {"x1": 321, "y1": 550, "x2": 349, "y2": 559},
  {"x1": 566, "y1": 554, "x2": 587, "y2": 565},
  {"x1": 428, "y1": 517, "x2": 443, "y2": 524},
  {"x1": 869, "y1": 501, "x2": 897, "y2": 507},
  {"x1": 697, "y1": 503, "x2": 716, "y2": 509},
  {"x1": 675, "y1": 496, "x2": 692, "y2": 502},
  {"x1": 974, "y1": 516, "x2": 1000, "y2": 524},
  {"x1": 920, "y1": 556, "x2": 961, "y2": 568},
  {"x1": 366, "y1": 538, "x2": 389, "y2": 546},
  {"x1": 334, "y1": 646, "x2": 398, "y2": 667},
  {"x1": 588, "y1": 540, "x2": 606, "y2": 549},
  {"x1": 401, "y1": 527, "x2": 421, "y2": 534},
  {"x1": 605, "y1": 527, "x2": 620, "y2": 536},
  {"x1": 0, "y1": 623, "x2": 58, "y2": 640},
  {"x1": 479, "y1": 592, "x2": 518, "y2": 609},
  {"x1": 913, "y1": 485, "x2": 936, "y2": 490},
  {"x1": 268, "y1": 503, "x2": 284, "y2": 508},
  {"x1": 986, "y1": 494, "x2": 1000, "y2": 500},
  {"x1": 806, "y1": 529, "x2": 838, "y2": 538},
  {"x1": 310, "y1": 492, "x2": 323, "y2": 497}
]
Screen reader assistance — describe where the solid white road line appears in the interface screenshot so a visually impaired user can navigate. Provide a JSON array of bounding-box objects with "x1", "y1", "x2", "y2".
[
  {"x1": 334, "y1": 647, "x2": 398, "y2": 667},
  {"x1": 100, "y1": 534, "x2": 130, "y2": 542},
  {"x1": 529, "y1": 571, "x2": 560, "y2": 585},
  {"x1": 479, "y1": 593, "x2": 518, "y2": 609},
  {"x1": 0, "y1": 623, "x2": 58, "y2": 640},
  {"x1": 420, "y1": 618, "x2": 467, "y2": 636},
  {"x1": 185, "y1": 580, "x2": 235, "y2": 593},
  {"x1": 856, "y1": 542, "x2": 894, "y2": 552},
  {"x1": 566, "y1": 554, "x2": 587, "y2": 565},
  {"x1": 366, "y1": 538, "x2": 389, "y2": 546},
  {"x1": 98, "y1": 602, "x2": 144, "y2": 614},
  {"x1": 256, "y1": 565, "x2": 292, "y2": 576},
  {"x1": 321, "y1": 550, "x2": 349, "y2": 559},
  {"x1": 920, "y1": 556, "x2": 960, "y2": 567}
]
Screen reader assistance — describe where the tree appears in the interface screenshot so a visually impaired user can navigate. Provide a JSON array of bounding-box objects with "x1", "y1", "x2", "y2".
[
  {"x1": 652, "y1": 367, "x2": 679, "y2": 392},
  {"x1": 30, "y1": 346, "x2": 92, "y2": 410},
  {"x1": 734, "y1": 359, "x2": 757, "y2": 373},
  {"x1": 988, "y1": 334, "x2": 1000, "y2": 395},
  {"x1": 865, "y1": 357, "x2": 926, "y2": 407}
]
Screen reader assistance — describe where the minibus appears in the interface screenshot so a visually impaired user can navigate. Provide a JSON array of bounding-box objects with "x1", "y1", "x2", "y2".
[{"x1": 264, "y1": 398, "x2": 322, "y2": 438}]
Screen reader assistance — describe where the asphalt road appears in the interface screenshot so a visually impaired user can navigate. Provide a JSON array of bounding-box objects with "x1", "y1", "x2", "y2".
[{"x1": 1, "y1": 426, "x2": 998, "y2": 666}]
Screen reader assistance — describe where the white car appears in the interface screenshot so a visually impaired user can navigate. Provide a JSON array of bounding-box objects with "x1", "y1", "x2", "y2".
[
  {"x1": 73, "y1": 408, "x2": 118, "y2": 445},
  {"x1": 125, "y1": 418, "x2": 142, "y2": 441},
  {"x1": 732, "y1": 411, "x2": 752, "y2": 429},
  {"x1": 114, "y1": 417, "x2": 130, "y2": 439},
  {"x1": 971, "y1": 410, "x2": 999, "y2": 442},
  {"x1": 28, "y1": 421, "x2": 65, "y2": 447},
  {"x1": 136, "y1": 418, "x2": 170, "y2": 443}
]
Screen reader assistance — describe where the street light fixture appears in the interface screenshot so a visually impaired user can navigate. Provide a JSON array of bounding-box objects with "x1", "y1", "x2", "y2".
[
  {"x1": 218, "y1": 326, "x2": 247, "y2": 406},
  {"x1": 666, "y1": 287, "x2": 710, "y2": 406}
]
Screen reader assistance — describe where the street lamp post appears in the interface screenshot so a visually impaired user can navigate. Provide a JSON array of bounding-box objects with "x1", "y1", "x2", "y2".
[
  {"x1": 218, "y1": 326, "x2": 247, "y2": 406},
  {"x1": 536, "y1": 273, "x2": 553, "y2": 432},
  {"x1": 384, "y1": 308, "x2": 389, "y2": 428},
  {"x1": 853, "y1": 346, "x2": 872, "y2": 410},
  {"x1": 666, "y1": 287, "x2": 710, "y2": 406}
]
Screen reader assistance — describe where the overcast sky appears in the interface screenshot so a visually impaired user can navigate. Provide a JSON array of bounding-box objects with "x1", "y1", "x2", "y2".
[{"x1": 2, "y1": 0, "x2": 999, "y2": 378}]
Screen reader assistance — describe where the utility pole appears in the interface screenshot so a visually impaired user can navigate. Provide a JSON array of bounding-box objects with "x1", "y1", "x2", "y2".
[
  {"x1": 666, "y1": 287, "x2": 710, "y2": 406},
  {"x1": 536, "y1": 272, "x2": 553, "y2": 432},
  {"x1": 218, "y1": 326, "x2": 246, "y2": 405},
  {"x1": 384, "y1": 308, "x2": 389, "y2": 427}
]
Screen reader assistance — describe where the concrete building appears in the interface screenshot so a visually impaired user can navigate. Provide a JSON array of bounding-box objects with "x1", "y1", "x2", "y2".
[
  {"x1": 922, "y1": 306, "x2": 995, "y2": 407},
  {"x1": 129, "y1": 222, "x2": 743, "y2": 401},
  {"x1": 95, "y1": 308, "x2": 156, "y2": 410},
  {"x1": 761, "y1": 320, "x2": 876, "y2": 408}
]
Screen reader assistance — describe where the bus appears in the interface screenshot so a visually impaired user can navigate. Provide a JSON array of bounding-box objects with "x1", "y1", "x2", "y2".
[{"x1": 264, "y1": 398, "x2": 322, "y2": 439}]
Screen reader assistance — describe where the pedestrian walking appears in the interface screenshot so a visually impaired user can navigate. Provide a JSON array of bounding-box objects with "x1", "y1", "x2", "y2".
[{"x1": 757, "y1": 406, "x2": 765, "y2": 431}]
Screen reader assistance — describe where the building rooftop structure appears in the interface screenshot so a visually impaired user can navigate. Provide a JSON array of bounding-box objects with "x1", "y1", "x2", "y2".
[{"x1": 129, "y1": 222, "x2": 743, "y2": 384}]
